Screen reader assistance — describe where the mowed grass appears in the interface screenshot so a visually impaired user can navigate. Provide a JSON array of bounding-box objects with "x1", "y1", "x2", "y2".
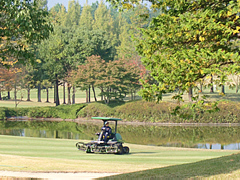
[{"x1": 0, "y1": 135, "x2": 239, "y2": 178}]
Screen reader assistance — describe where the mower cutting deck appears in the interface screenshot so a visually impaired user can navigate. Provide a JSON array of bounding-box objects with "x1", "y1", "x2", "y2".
[{"x1": 76, "y1": 117, "x2": 129, "y2": 154}]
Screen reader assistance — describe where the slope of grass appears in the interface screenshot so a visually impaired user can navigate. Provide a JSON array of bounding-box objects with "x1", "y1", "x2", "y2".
[
  {"x1": 0, "y1": 135, "x2": 238, "y2": 175},
  {"x1": 100, "y1": 153, "x2": 240, "y2": 179}
]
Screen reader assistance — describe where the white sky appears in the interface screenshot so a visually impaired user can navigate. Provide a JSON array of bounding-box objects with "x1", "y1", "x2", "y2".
[{"x1": 47, "y1": 0, "x2": 107, "y2": 10}]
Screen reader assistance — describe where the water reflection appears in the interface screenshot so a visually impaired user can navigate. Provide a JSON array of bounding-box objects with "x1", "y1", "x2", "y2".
[{"x1": 0, "y1": 120, "x2": 239, "y2": 150}]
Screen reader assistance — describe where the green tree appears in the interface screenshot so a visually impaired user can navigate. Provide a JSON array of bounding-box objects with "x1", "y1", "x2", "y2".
[
  {"x1": 42, "y1": 79, "x2": 52, "y2": 103},
  {"x1": 76, "y1": 55, "x2": 106, "y2": 102},
  {"x1": 109, "y1": 0, "x2": 240, "y2": 104},
  {"x1": 79, "y1": 1, "x2": 93, "y2": 30},
  {"x1": 93, "y1": 1, "x2": 117, "y2": 60},
  {"x1": 39, "y1": 25, "x2": 69, "y2": 106},
  {"x1": 65, "y1": 0, "x2": 81, "y2": 27},
  {"x1": 0, "y1": 0, "x2": 52, "y2": 65},
  {"x1": 34, "y1": 0, "x2": 48, "y2": 10}
]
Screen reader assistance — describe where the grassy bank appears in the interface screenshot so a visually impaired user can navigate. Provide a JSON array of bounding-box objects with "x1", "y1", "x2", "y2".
[
  {"x1": 0, "y1": 135, "x2": 238, "y2": 178},
  {"x1": 1, "y1": 99, "x2": 240, "y2": 123},
  {"x1": 100, "y1": 153, "x2": 240, "y2": 179}
]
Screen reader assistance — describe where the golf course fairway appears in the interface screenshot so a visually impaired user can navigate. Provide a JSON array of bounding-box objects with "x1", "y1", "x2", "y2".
[{"x1": 0, "y1": 135, "x2": 239, "y2": 179}]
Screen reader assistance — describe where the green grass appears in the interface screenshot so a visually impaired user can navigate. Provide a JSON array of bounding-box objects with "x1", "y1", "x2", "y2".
[
  {"x1": 0, "y1": 135, "x2": 238, "y2": 178},
  {"x1": 101, "y1": 153, "x2": 240, "y2": 179}
]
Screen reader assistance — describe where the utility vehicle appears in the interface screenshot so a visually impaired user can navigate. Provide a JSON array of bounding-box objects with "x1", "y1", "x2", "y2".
[{"x1": 76, "y1": 117, "x2": 129, "y2": 154}]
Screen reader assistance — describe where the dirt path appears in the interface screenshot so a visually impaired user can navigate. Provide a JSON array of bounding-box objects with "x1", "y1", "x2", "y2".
[{"x1": 0, "y1": 171, "x2": 119, "y2": 180}]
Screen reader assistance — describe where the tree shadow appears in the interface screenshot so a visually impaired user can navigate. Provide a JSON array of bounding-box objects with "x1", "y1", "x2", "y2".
[
  {"x1": 129, "y1": 152, "x2": 157, "y2": 155},
  {"x1": 99, "y1": 153, "x2": 240, "y2": 179}
]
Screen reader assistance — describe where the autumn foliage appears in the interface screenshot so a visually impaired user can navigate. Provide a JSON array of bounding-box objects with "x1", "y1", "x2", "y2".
[{"x1": 73, "y1": 55, "x2": 143, "y2": 103}]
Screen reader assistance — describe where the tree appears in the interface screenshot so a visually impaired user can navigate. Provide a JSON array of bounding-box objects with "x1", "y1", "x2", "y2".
[
  {"x1": 65, "y1": 0, "x2": 81, "y2": 27},
  {"x1": 42, "y1": 79, "x2": 52, "y2": 103},
  {"x1": 109, "y1": 0, "x2": 240, "y2": 103},
  {"x1": 75, "y1": 55, "x2": 141, "y2": 104},
  {"x1": 34, "y1": 0, "x2": 48, "y2": 10},
  {"x1": 38, "y1": 25, "x2": 69, "y2": 106},
  {"x1": 0, "y1": 0, "x2": 52, "y2": 65},
  {"x1": 93, "y1": 1, "x2": 117, "y2": 60},
  {"x1": 76, "y1": 55, "x2": 106, "y2": 102},
  {"x1": 79, "y1": 2, "x2": 93, "y2": 30}
]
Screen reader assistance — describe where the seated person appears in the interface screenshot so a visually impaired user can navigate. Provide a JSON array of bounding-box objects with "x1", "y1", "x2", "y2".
[{"x1": 101, "y1": 121, "x2": 112, "y2": 143}]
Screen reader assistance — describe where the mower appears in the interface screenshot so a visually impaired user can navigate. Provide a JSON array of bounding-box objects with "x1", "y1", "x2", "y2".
[{"x1": 76, "y1": 117, "x2": 129, "y2": 154}]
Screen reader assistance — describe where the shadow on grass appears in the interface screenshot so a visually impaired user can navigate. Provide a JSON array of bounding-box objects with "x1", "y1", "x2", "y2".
[
  {"x1": 129, "y1": 152, "x2": 157, "y2": 155},
  {"x1": 99, "y1": 153, "x2": 240, "y2": 179}
]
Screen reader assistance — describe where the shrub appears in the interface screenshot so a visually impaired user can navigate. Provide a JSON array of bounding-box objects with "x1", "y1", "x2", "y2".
[
  {"x1": 0, "y1": 107, "x2": 6, "y2": 120},
  {"x1": 115, "y1": 101, "x2": 177, "y2": 122},
  {"x1": 79, "y1": 103, "x2": 115, "y2": 118},
  {"x1": 56, "y1": 104, "x2": 86, "y2": 119},
  {"x1": 26, "y1": 104, "x2": 86, "y2": 119}
]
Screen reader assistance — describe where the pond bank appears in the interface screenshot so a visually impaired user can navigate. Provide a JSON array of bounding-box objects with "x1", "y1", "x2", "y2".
[{"x1": 5, "y1": 116, "x2": 240, "y2": 127}]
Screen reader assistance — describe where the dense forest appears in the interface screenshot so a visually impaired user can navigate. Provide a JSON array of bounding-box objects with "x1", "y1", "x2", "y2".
[
  {"x1": 1, "y1": 0, "x2": 240, "y2": 110},
  {"x1": 0, "y1": 0, "x2": 161, "y2": 106}
]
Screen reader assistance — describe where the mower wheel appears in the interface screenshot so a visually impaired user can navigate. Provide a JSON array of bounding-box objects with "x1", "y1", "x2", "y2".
[
  {"x1": 123, "y1": 146, "x2": 129, "y2": 154},
  {"x1": 117, "y1": 145, "x2": 123, "y2": 154},
  {"x1": 86, "y1": 145, "x2": 92, "y2": 153}
]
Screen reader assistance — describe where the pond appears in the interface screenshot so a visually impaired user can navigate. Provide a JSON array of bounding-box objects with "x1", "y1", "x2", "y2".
[{"x1": 0, "y1": 120, "x2": 240, "y2": 150}]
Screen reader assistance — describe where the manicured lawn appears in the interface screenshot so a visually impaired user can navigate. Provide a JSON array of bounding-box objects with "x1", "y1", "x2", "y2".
[{"x1": 0, "y1": 135, "x2": 238, "y2": 178}]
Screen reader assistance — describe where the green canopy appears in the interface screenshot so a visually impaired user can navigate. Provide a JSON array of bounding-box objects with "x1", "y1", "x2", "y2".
[{"x1": 91, "y1": 117, "x2": 122, "y2": 121}]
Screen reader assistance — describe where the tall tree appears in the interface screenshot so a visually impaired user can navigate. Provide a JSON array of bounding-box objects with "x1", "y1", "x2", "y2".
[
  {"x1": 0, "y1": 0, "x2": 52, "y2": 66},
  {"x1": 93, "y1": 1, "x2": 117, "y2": 60},
  {"x1": 79, "y1": 2, "x2": 93, "y2": 30},
  {"x1": 39, "y1": 25, "x2": 68, "y2": 106},
  {"x1": 109, "y1": 0, "x2": 240, "y2": 103},
  {"x1": 65, "y1": 0, "x2": 81, "y2": 27},
  {"x1": 34, "y1": 0, "x2": 48, "y2": 10}
]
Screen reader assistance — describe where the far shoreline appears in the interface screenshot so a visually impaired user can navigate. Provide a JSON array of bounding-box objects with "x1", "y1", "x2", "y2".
[{"x1": 4, "y1": 116, "x2": 240, "y2": 127}]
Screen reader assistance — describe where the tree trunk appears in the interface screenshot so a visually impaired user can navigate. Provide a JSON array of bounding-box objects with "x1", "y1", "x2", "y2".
[
  {"x1": 236, "y1": 76, "x2": 239, "y2": 93},
  {"x1": 14, "y1": 82, "x2": 17, "y2": 100},
  {"x1": 221, "y1": 85, "x2": 225, "y2": 94},
  {"x1": 67, "y1": 83, "x2": 71, "y2": 105},
  {"x1": 188, "y1": 87, "x2": 193, "y2": 102},
  {"x1": 92, "y1": 85, "x2": 97, "y2": 102},
  {"x1": 55, "y1": 76, "x2": 60, "y2": 106},
  {"x1": 27, "y1": 85, "x2": 30, "y2": 101},
  {"x1": 88, "y1": 85, "x2": 91, "y2": 102},
  {"x1": 101, "y1": 88, "x2": 103, "y2": 101},
  {"x1": 46, "y1": 88, "x2": 49, "y2": 103},
  {"x1": 54, "y1": 84, "x2": 56, "y2": 103},
  {"x1": 0, "y1": 91, "x2": 1, "y2": 100},
  {"x1": 38, "y1": 83, "x2": 41, "y2": 102},
  {"x1": 72, "y1": 86, "x2": 75, "y2": 104},
  {"x1": 8, "y1": 91, "x2": 10, "y2": 99},
  {"x1": 210, "y1": 74, "x2": 214, "y2": 93},
  {"x1": 131, "y1": 89, "x2": 133, "y2": 100},
  {"x1": 14, "y1": 81, "x2": 17, "y2": 108},
  {"x1": 54, "y1": 131, "x2": 59, "y2": 138},
  {"x1": 86, "y1": 89, "x2": 89, "y2": 103},
  {"x1": 63, "y1": 81, "x2": 66, "y2": 104},
  {"x1": 199, "y1": 81, "x2": 203, "y2": 93}
]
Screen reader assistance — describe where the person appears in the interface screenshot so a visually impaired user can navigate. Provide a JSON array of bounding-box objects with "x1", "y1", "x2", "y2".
[{"x1": 101, "y1": 121, "x2": 112, "y2": 143}]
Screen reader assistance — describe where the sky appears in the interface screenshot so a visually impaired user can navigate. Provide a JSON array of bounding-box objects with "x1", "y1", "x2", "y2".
[{"x1": 47, "y1": 0, "x2": 107, "y2": 10}]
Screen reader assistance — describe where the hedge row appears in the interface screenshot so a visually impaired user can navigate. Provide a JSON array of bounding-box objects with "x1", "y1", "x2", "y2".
[
  {"x1": 78, "y1": 100, "x2": 240, "y2": 123},
  {"x1": 0, "y1": 103, "x2": 86, "y2": 120},
  {"x1": 0, "y1": 100, "x2": 240, "y2": 123}
]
